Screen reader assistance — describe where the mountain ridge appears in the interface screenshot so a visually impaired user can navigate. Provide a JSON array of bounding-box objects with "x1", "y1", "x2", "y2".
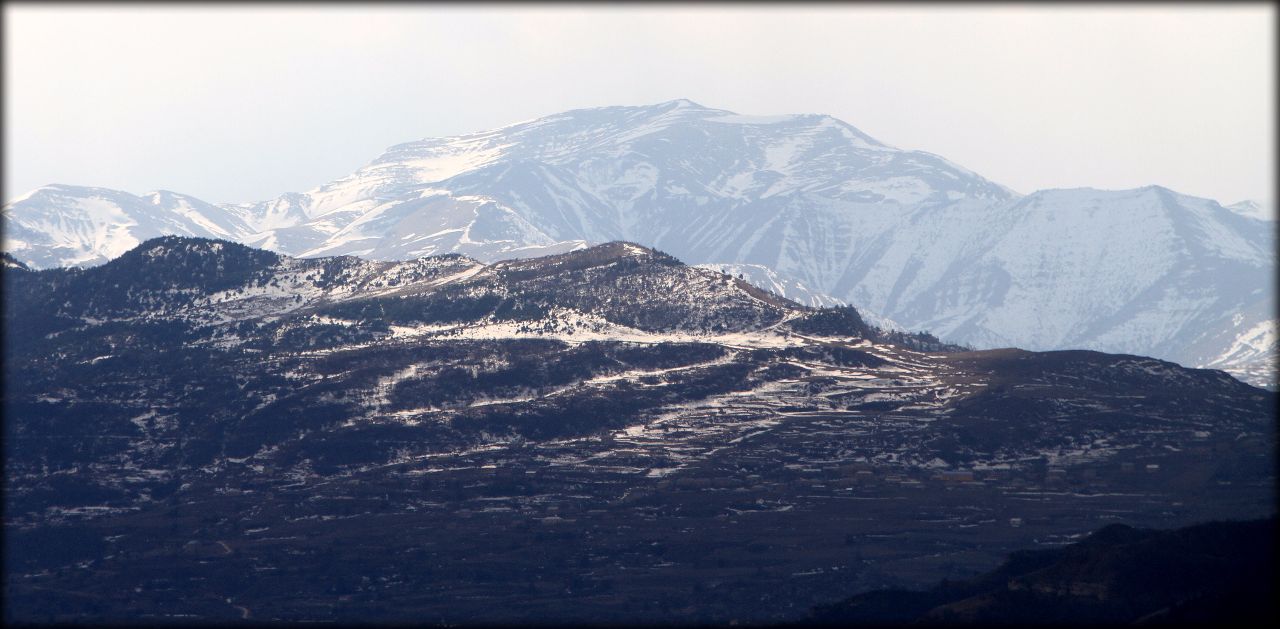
[
  {"x1": 4, "y1": 100, "x2": 1273, "y2": 387},
  {"x1": 4, "y1": 234, "x2": 1274, "y2": 624}
]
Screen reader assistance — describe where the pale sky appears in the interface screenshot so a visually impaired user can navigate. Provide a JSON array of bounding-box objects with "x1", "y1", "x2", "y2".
[{"x1": 4, "y1": 4, "x2": 1275, "y2": 209}]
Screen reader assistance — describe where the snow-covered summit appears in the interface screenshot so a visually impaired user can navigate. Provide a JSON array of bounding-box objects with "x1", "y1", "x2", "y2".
[{"x1": 3, "y1": 101, "x2": 1012, "y2": 270}]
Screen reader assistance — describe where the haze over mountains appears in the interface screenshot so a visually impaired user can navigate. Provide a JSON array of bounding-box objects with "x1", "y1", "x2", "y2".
[{"x1": 3, "y1": 100, "x2": 1273, "y2": 387}]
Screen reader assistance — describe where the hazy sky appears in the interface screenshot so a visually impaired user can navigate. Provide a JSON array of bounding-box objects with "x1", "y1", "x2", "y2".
[{"x1": 4, "y1": 4, "x2": 1275, "y2": 208}]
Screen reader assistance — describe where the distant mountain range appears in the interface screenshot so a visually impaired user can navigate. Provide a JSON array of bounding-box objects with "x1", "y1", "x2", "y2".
[{"x1": 3, "y1": 100, "x2": 1273, "y2": 386}]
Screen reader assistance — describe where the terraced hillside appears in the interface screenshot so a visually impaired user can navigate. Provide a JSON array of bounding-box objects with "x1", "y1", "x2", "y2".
[{"x1": 3, "y1": 238, "x2": 1273, "y2": 624}]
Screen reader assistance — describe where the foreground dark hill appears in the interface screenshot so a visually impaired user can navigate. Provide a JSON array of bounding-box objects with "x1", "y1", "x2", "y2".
[
  {"x1": 3, "y1": 237, "x2": 1274, "y2": 624},
  {"x1": 812, "y1": 518, "x2": 1277, "y2": 626}
]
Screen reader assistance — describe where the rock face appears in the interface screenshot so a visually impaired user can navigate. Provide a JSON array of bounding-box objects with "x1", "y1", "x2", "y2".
[
  {"x1": 3, "y1": 100, "x2": 1273, "y2": 386},
  {"x1": 2, "y1": 237, "x2": 1274, "y2": 624}
]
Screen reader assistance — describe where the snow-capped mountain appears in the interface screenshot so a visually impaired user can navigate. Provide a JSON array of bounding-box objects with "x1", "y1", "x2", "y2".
[
  {"x1": 4, "y1": 100, "x2": 1012, "y2": 267},
  {"x1": 830, "y1": 186, "x2": 1275, "y2": 385},
  {"x1": 3, "y1": 100, "x2": 1273, "y2": 386},
  {"x1": 2, "y1": 185, "x2": 256, "y2": 268},
  {"x1": 1227, "y1": 199, "x2": 1276, "y2": 221},
  {"x1": 213, "y1": 99, "x2": 1012, "y2": 266}
]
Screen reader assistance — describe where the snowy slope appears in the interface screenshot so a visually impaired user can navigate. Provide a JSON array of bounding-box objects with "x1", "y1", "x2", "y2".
[
  {"x1": 838, "y1": 187, "x2": 1272, "y2": 351},
  {"x1": 1227, "y1": 199, "x2": 1276, "y2": 222},
  {"x1": 3, "y1": 100, "x2": 1273, "y2": 386},
  {"x1": 690, "y1": 261, "x2": 906, "y2": 333},
  {"x1": 237, "y1": 190, "x2": 589, "y2": 262},
  {"x1": 1202, "y1": 314, "x2": 1277, "y2": 386},
  {"x1": 695, "y1": 263, "x2": 844, "y2": 308},
  {"x1": 2, "y1": 185, "x2": 256, "y2": 268},
  {"x1": 208, "y1": 99, "x2": 1011, "y2": 265}
]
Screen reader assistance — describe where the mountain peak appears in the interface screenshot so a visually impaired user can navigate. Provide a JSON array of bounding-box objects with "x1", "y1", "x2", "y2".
[
  {"x1": 660, "y1": 98, "x2": 708, "y2": 110},
  {"x1": 496, "y1": 241, "x2": 680, "y2": 276},
  {"x1": 10, "y1": 183, "x2": 108, "y2": 202},
  {"x1": 122, "y1": 235, "x2": 278, "y2": 267},
  {"x1": 586, "y1": 241, "x2": 666, "y2": 259},
  {"x1": 1227, "y1": 199, "x2": 1275, "y2": 221}
]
